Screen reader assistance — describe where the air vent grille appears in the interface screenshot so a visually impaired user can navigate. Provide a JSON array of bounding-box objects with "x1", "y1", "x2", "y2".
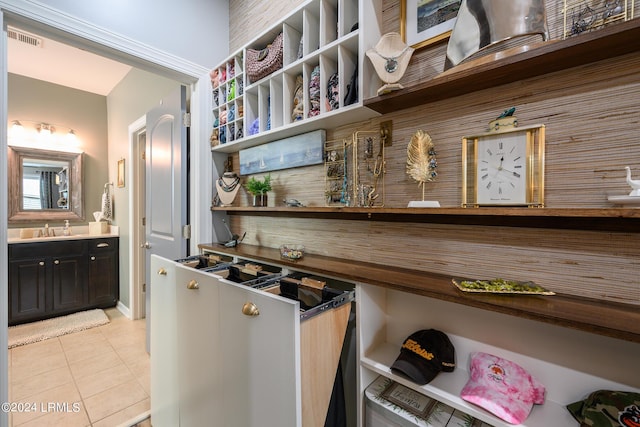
[{"x1": 7, "y1": 27, "x2": 43, "y2": 47}]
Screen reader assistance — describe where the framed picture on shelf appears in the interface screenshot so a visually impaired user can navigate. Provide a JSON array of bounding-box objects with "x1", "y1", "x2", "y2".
[
  {"x1": 117, "y1": 158, "x2": 125, "y2": 188},
  {"x1": 401, "y1": 0, "x2": 462, "y2": 49}
]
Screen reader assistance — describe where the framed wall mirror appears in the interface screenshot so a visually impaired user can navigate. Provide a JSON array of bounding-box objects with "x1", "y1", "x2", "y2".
[{"x1": 8, "y1": 145, "x2": 84, "y2": 223}]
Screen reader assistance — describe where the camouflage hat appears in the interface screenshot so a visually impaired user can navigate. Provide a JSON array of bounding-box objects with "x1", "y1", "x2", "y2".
[{"x1": 567, "y1": 390, "x2": 640, "y2": 427}]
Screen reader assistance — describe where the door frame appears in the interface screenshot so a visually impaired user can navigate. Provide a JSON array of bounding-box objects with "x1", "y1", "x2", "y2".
[
  {"x1": 129, "y1": 116, "x2": 146, "y2": 320},
  {"x1": 0, "y1": 4, "x2": 215, "y2": 424}
]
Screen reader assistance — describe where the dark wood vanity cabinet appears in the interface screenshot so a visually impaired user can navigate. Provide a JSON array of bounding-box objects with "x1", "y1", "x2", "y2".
[
  {"x1": 87, "y1": 238, "x2": 119, "y2": 307},
  {"x1": 9, "y1": 237, "x2": 119, "y2": 325},
  {"x1": 50, "y1": 242, "x2": 86, "y2": 315}
]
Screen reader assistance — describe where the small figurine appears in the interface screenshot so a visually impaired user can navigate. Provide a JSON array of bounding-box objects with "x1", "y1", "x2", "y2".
[
  {"x1": 496, "y1": 107, "x2": 516, "y2": 119},
  {"x1": 283, "y1": 199, "x2": 305, "y2": 207},
  {"x1": 625, "y1": 166, "x2": 640, "y2": 196}
]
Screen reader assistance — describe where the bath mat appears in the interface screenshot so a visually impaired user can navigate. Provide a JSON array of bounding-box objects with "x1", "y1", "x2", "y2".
[{"x1": 8, "y1": 309, "x2": 109, "y2": 348}]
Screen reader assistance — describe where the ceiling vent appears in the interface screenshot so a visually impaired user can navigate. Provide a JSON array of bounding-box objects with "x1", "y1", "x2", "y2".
[{"x1": 7, "y1": 27, "x2": 43, "y2": 48}]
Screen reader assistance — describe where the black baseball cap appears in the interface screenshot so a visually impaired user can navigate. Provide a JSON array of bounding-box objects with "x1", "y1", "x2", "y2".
[{"x1": 390, "y1": 329, "x2": 455, "y2": 385}]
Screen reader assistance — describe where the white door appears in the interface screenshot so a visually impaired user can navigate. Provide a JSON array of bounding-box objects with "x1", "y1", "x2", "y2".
[{"x1": 144, "y1": 85, "x2": 188, "y2": 350}]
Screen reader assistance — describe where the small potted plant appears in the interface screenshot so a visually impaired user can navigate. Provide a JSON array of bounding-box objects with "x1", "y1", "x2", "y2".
[{"x1": 245, "y1": 174, "x2": 272, "y2": 207}]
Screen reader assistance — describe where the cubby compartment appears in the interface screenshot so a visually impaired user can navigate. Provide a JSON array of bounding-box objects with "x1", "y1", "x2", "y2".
[
  {"x1": 245, "y1": 90, "x2": 260, "y2": 137},
  {"x1": 306, "y1": 61, "x2": 321, "y2": 118},
  {"x1": 339, "y1": 44, "x2": 359, "y2": 107},
  {"x1": 340, "y1": 0, "x2": 359, "y2": 37},
  {"x1": 320, "y1": 0, "x2": 338, "y2": 46},
  {"x1": 258, "y1": 83, "x2": 271, "y2": 132},
  {"x1": 320, "y1": 50, "x2": 339, "y2": 114},
  {"x1": 269, "y1": 76, "x2": 284, "y2": 130},
  {"x1": 283, "y1": 18, "x2": 304, "y2": 66},
  {"x1": 357, "y1": 284, "x2": 640, "y2": 427},
  {"x1": 210, "y1": 0, "x2": 381, "y2": 153},
  {"x1": 304, "y1": 5, "x2": 321, "y2": 55},
  {"x1": 284, "y1": 69, "x2": 305, "y2": 125}
]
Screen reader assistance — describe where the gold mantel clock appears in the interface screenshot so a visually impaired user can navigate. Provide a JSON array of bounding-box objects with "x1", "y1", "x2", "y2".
[{"x1": 462, "y1": 124, "x2": 545, "y2": 207}]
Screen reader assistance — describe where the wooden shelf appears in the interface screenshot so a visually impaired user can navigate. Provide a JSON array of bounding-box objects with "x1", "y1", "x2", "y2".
[
  {"x1": 364, "y1": 19, "x2": 640, "y2": 114},
  {"x1": 211, "y1": 206, "x2": 640, "y2": 232},
  {"x1": 197, "y1": 243, "x2": 640, "y2": 343}
]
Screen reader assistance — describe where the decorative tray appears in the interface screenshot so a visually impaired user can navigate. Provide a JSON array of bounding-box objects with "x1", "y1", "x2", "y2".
[{"x1": 452, "y1": 277, "x2": 556, "y2": 295}]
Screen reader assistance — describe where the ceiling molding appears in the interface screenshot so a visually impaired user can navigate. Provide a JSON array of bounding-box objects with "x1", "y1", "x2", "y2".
[{"x1": 0, "y1": 0, "x2": 209, "y2": 83}]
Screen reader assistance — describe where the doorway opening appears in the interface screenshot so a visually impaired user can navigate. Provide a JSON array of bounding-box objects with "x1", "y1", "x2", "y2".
[{"x1": 130, "y1": 118, "x2": 147, "y2": 320}]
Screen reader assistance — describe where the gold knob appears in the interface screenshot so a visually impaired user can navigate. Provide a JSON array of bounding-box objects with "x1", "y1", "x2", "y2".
[
  {"x1": 242, "y1": 302, "x2": 259, "y2": 317},
  {"x1": 39, "y1": 261, "x2": 45, "y2": 266},
  {"x1": 187, "y1": 279, "x2": 199, "y2": 290},
  {"x1": 157, "y1": 268, "x2": 167, "y2": 276},
  {"x1": 90, "y1": 256, "x2": 96, "y2": 261},
  {"x1": 54, "y1": 260, "x2": 60, "y2": 265}
]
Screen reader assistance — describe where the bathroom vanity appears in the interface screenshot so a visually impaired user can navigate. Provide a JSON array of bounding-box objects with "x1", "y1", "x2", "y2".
[{"x1": 8, "y1": 235, "x2": 119, "y2": 325}]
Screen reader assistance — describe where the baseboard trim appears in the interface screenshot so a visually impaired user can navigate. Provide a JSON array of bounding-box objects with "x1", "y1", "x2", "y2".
[{"x1": 116, "y1": 301, "x2": 132, "y2": 319}]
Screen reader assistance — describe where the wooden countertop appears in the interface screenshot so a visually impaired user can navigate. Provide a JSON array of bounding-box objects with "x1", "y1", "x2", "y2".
[{"x1": 199, "y1": 242, "x2": 640, "y2": 343}]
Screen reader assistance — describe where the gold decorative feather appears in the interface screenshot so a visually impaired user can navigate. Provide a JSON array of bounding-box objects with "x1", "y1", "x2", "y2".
[{"x1": 406, "y1": 130, "x2": 437, "y2": 201}]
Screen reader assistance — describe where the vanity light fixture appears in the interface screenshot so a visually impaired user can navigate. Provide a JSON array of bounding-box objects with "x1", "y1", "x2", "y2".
[
  {"x1": 8, "y1": 119, "x2": 81, "y2": 152},
  {"x1": 10, "y1": 120, "x2": 25, "y2": 138},
  {"x1": 37, "y1": 123, "x2": 55, "y2": 135}
]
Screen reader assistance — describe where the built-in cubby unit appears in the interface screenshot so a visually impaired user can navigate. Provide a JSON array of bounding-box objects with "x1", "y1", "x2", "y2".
[
  {"x1": 357, "y1": 284, "x2": 639, "y2": 427},
  {"x1": 210, "y1": 0, "x2": 382, "y2": 154},
  {"x1": 211, "y1": 51, "x2": 245, "y2": 144}
]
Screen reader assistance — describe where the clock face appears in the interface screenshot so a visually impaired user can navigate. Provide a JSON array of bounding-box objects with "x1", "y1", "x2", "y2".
[{"x1": 476, "y1": 133, "x2": 529, "y2": 205}]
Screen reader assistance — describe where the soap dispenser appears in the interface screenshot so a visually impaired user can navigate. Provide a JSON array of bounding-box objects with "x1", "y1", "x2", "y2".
[{"x1": 63, "y1": 220, "x2": 71, "y2": 236}]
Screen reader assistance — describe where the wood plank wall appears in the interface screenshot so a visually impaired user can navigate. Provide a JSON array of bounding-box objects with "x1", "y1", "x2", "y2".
[{"x1": 226, "y1": 1, "x2": 640, "y2": 306}]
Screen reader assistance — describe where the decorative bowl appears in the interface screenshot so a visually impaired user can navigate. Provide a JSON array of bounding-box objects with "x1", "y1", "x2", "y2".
[{"x1": 280, "y1": 244, "x2": 305, "y2": 260}]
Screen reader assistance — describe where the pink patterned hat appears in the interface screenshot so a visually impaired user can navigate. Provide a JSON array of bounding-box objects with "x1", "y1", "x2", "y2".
[{"x1": 461, "y1": 352, "x2": 546, "y2": 424}]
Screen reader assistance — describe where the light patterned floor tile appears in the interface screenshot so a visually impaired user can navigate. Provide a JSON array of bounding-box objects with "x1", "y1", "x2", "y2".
[
  {"x1": 11, "y1": 338, "x2": 63, "y2": 367},
  {"x1": 75, "y1": 363, "x2": 135, "y2": 399},
  {"x1": 62, "y1": 338, "x2": 114, "y2": 365},
  {"x1": 10, "y1": 350, "x2": 68, "y2": 382},
  {"x1": 83, "y1": 379, "x2": 147, "y2": 423},
  {"x1": 11, "y1": 365, "x2": 74, "y2": 401},
  {"x1": 68, "y1": 348, "x2": 123, "y2": 380},
  {"x1": 91, "y1": 399, "x2": 149, "y2": 427},
  {"x1": 10, "y1": 382, "x2": 84, "y2": 426}
]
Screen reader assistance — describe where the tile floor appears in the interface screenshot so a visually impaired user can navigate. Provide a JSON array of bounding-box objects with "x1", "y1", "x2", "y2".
[{"x1": 7, "y1": 308, "x2": 150, "y2": 427}]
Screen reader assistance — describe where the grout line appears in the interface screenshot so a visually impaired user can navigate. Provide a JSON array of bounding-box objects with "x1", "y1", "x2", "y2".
[{"x1": 58, "y1": 335, "x2": 93, "y2": 426}]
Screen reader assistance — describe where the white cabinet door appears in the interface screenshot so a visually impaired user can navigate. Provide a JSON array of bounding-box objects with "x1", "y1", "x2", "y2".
[
  {"x1": 218, "y1": 281, "x2": 301, "y2": 427},
  {"x1": 174, "y1": 264, "x2": 224, "y2": 426},
  {"x1": 150, "y1": 255, "x2": 179, "y2": 427}
]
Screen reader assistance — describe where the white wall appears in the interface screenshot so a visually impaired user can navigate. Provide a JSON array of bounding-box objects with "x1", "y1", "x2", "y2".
[
  {"x1": 16, "y1": 0, "x2": 229, "y2": 68},
  {"x1": 106, "y1": 68, "x2": 181, "y2": 308}
]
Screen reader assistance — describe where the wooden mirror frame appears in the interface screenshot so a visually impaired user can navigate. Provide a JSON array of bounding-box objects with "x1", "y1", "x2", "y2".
[{"x1": 8, "y1": 146, "x2": 84, "y2": 223}]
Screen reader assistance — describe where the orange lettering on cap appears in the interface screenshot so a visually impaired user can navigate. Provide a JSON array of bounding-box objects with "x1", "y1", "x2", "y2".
[{"x1": 402, "y1": 339, "x2": 435, "y2": 361}]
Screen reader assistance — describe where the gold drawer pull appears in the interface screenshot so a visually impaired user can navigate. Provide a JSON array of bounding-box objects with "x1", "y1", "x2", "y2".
[
  {"x1": 157, "y1": 268, "x2": 167, "y2": 276},
  {"x1": 97, "y1": 243, "x2": 110, "y2": 248},
  {"x1": 242, "y1": 302, "x2": 259, "y2": 317},
  {"x1": 187, "y1": 279, "x2": 199, "y2": 290}
]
